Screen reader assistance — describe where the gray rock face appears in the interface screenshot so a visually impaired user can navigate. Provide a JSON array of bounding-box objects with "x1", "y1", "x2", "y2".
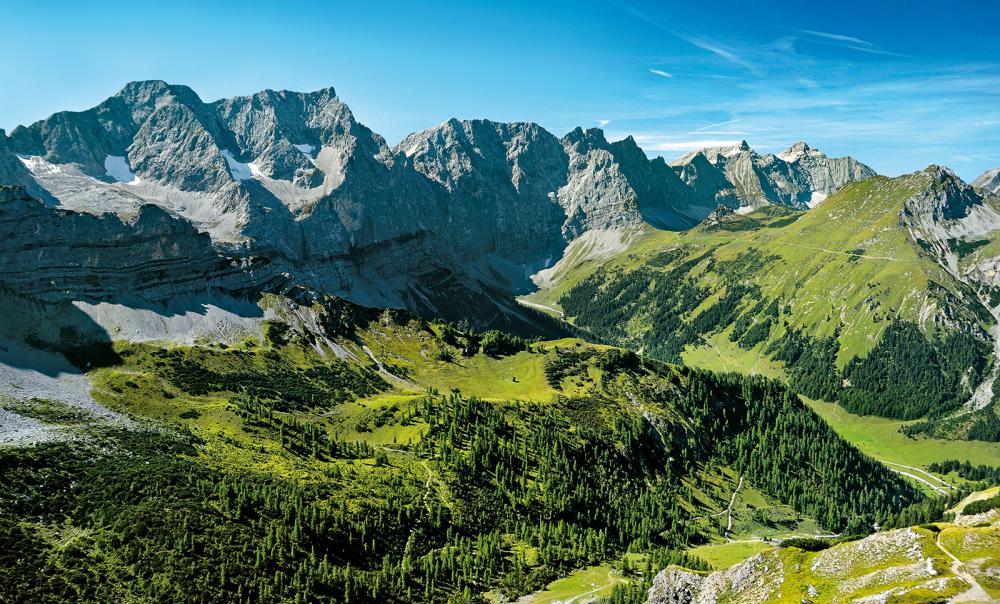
[
  {"x1": 397, "y1": 119, "x2": 568, "y2": 264},
  {"x1": 974, "y1": 166, "x2": 1000, "y2": 194},
  {"x1": 646, "y1": 567, "x2": 705, "y2": 604},
  {"x1": 900, "y1": 166, "x2": 1000, "y2": 299},
  {"x1": 0, "y1": 185, "x2": 278, "y2": 303},
  {"x1": 671, "y1": 140, "x2": 875, "y2": 210},
  {"x1": 0, "y1": 81, "x2": 876, "y2": 329},
  {"x1": 646, "y1": 554, "x2": 784, "y2": 604},
  {"x1": 559, "y1": 128, "x2": 711, "y2": 235},
  {"x1": 397, "y1": 121, "x2": 711, "y2": 263}
]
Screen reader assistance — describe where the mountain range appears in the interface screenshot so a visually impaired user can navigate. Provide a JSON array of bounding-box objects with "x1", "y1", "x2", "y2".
[
  {"x1": 2, "y1": 81, "x2": 1000, "y2": 604},
  {"x1": 0, "y1": 81, "x2": 875, "y2": 330}
]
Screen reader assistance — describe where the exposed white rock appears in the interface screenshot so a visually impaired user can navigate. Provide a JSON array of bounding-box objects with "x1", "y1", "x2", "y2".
[
  {"x1": 973, "y1": 165, "x2": 1000, "y2": 193},
  {"x1": 670, "y1": 140, "x2": 875, "y2": 211},
  {"x1": 17, "y1": 153, "x2": 68, "y2": 176}
]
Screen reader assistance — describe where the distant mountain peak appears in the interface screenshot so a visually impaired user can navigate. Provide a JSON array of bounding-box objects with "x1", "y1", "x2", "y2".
[
  {"x1": 778, "y1": 141, "x2": 818, "y2": 162},
  {"x1": 974, "y1": 165, "x2": 1000, "y2": 194},
  {"x1": 669, "y1": 139, "x2": 874, "y2": 210}
]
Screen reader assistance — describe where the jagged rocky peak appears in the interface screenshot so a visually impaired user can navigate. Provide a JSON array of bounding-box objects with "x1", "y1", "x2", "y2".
[
  {"x1": 669, "y1": 139, "x2": 875, "y2": 210},
  {"x1": 557, "y1": 127, "x2": 651, "y2": 237},
  {"x1": 560, "y1": 126, "x2": 611, "y2": 152},
  {"x1": 670, "y1": 139, "x2": 751, "y2": 167},
  {"x1": 212, "y1": 85, "x2": 387, "y2": 187},
  {"x1": 974, "y1": 165, "x2": 1000, "y2": 194},
  {"x1": 778, "y1": 140, "x2": 815, "y2": 161},
  {"x1": 904, "y1": 165, "x2": 995, "y2": 224},
  {"x1": 899, "y1": 166, "x2": 1000, "y2": 276},
  {"x1": 5, "y1": 79, "x2": 379, "y2": 195},
  {"x1": 393, "y1": 118, "x2": 568, "y2": 263},
  {"x1": 397, "y1": 118, "x2": 566, "y2": 195}
]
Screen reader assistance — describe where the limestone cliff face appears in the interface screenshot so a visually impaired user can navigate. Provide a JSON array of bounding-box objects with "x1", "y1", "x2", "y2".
[
  {"x1": 0, "y1": 186, "x2": 277, "y2": 303},
  {"x1": 973, "y1": 165, "x2": 1000, "y2": 194},
  {"x1": 396, "y1": 119, "x2": 568, "y2": 264},
  {"x1": 671, "y1": 140, "x2": 875, "y2": 210},
  {"x1": 0, "y1": 81, "x2": 877, "y2": 328}
]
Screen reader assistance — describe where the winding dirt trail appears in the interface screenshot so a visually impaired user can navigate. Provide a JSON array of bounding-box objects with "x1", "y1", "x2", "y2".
[
  {"x1": 935, "y1": 531, "x2": 990, "y2": 603},
  {"x1": 559, "y1": 570, "x2": 617, "y2": 604},
  {"x1": 724, "y1": 475, "x2": 745, "y2": 541},
  {"x1": 881, "y1": 461, "x2": 953, "y2": 495}
]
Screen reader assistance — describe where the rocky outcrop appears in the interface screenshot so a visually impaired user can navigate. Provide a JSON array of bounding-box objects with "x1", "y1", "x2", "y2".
[
  {"x1": 646, "y1": 528, "x2": 962, "y2": 604},
  {"x1": 902, "y1": 166, "x2": 1000, "y2": 230},
  {"x1": 973, "y1": 165, "x2": 1000, "y2": 194},
  {"x1": 670, "y1": 140, "x2": 875, "y2": 211},
  {"x1": 559, "y1": 128, "x2": 710, "y2": 235},
  {"x1": 900, "y1": 166, "x2": 1000, "y2": 276},
  {"x1": 646, "y1": 554, "x2": 783, "y2": 604},
  {"x1": 0, "y1": 185, "x2": 279, "y2": 303},
  {"x1": 396, "y1": 119, "x2": 568, "y2": 264},
  {"x1": 646, "y1": 567, "x2": 705, "y2": 604}
]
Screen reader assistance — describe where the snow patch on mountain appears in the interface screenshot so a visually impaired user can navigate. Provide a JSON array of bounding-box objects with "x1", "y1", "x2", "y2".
[
  {"x1": 104, "y1": 155, "x2": 140, "y2": 184},
  {"x1": 293, "y1": 143, "x2": 315, "y2": 157},
  {"x1": 808, "y1": 191, "x2": 828, "y2": 208},
  {"x1": 17, "y1": 154, "x2": 67, "y2": 176},
  {"x1": 221, "y1": 149, "x2": 261, "y2": 181}
]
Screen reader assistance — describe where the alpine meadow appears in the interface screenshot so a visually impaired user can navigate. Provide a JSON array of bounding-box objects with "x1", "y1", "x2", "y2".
[{"x1": 2, "y1": 1, "x2": 1000, "y2": 603}]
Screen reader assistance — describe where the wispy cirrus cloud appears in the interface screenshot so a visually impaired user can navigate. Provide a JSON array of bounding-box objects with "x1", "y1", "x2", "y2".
[
  {"x1": 800, "y1": 29, "x2": 872, "y2": 47},
  {"x1": 798, "y1": 29, "x2": 910, "y2": 58},
  {"x1": 649, "y1": 68, "x2": 673, "y2": 78},
  {"x1": 685, "y1": 118, "x2": 746, "y2": 135},
  {"x1": 682, "y1": 36, "x2": 762, "y2": 75}
]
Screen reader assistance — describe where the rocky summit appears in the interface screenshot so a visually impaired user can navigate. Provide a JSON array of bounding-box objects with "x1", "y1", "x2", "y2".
[
  {"x1": 671, "y1": 139, "x2": 875, "y2": 211},
  {"x1": 0, "y1": 81, "x2": 874, "y2": 329},
  {"x1": 974, "y1": 165, "x2": 1000, "y2": 194}
]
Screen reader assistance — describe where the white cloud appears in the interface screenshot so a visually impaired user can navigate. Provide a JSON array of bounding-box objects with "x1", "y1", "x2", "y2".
[
  {"x1": 801, "y1": 29, "x2": 872, "y2": 47},
  {"x1": 682, "y1": 36, "x2": 761, "y2": 75},
  {"x1": 649, "y1": 69, "x2": 673, "y2": 78},
  {"x1": 847, "y1": 45, "x2": 910, "y2": 58},
  {"x1": 598, "y1": 119, "x2": 611, "y2": 126}
]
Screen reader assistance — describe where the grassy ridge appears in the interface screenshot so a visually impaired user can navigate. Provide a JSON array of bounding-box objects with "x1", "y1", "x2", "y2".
[{"x1": 538, "y1": 172, "x2": 997, "y2": 431}]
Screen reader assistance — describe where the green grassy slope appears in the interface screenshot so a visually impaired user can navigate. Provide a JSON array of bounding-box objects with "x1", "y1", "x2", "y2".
[
  {"x1": 537, "y1": 172, "x2": 997, "y2": 426},
  {"x1": 0, "y1": 293, "x2": 929, "y2": 603}
]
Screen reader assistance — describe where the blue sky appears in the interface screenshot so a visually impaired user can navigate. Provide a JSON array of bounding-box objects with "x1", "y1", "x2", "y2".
[{"x1": 2, "y1": 0, "x2": 998, "y2": 179}]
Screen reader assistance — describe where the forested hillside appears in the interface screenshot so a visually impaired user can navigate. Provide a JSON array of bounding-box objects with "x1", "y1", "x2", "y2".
[{"x1": 0, "y1": 296, "x2": 921, "y2": 603}]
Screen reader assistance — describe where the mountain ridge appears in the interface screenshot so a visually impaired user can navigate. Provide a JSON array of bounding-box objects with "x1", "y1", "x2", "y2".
[{"x1": 0, "y1": 81, "x2": 877, "y2": 334}]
